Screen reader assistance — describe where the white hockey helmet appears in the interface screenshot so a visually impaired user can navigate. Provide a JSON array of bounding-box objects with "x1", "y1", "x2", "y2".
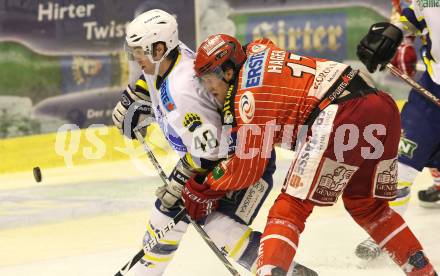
[{"x1": 125, "y1": 9, "x2": 179, "y2": 64}]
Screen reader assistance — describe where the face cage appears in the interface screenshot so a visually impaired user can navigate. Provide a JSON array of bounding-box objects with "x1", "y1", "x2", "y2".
[{"x1": 124, "y1": 41, "x2": 151, "y2": 61}]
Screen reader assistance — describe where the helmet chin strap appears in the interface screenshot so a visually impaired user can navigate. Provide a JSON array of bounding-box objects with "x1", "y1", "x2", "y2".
[
  {"x1": 153, "y1": 62, "x2": 160, "y2": 77},
  {"x1": 148, "y1": 49, "x2": 171, "y2": 77},
  {"x1": 146, "y1": 55, "x2": 160, "y2": 77}
]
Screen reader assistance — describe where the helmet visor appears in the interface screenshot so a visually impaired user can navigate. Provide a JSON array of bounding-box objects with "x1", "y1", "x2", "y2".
[
  {"x1": 124, "y1": 41, "x2": 150, "y2": 61},
  {"x1": 198, "y1": 66, "x2": 224, "y2": 87}
]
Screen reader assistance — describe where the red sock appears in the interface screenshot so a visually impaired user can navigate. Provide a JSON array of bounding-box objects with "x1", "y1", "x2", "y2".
[
  {"x1": 344, "y1": 197, "x2": 435, "y2": 275},
  {"x1": 257, "y1": 193, "x2": 314, "y2": 275}
]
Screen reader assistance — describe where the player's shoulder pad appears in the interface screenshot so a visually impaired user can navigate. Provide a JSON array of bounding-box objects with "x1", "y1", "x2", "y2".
[
  {"x1": 167, "y1": 49, "x2": 217, "y2": 110},
  {"x1": 178, "y1": 41, "x2": 196, "y2": 59},
  {"x1": 252, "y1": 37, "x2": 276, "y2": 46},
  {"x1": 167, "y1": 66, "x2": 200, "y2": 104},
  {"x1": 245, "y1": 38, "x2": 276, "y2": 55}
]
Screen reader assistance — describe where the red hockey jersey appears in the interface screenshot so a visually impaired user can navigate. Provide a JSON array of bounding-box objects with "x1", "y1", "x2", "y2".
[{"x1": 205, "y1": 39, "x2": 350, "y2": 191}]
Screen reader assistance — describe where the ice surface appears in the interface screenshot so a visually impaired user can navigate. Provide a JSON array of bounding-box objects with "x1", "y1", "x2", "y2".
[{"x1": 0, "y1": 156, "x2": 438, "y2": 276}]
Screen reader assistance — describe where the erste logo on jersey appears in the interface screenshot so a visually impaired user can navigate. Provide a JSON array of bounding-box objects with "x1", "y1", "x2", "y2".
[
  {"x1": 159, "y1": 80, "x2": 176, "y2": 112},
  {"x1": 241, "y1": 51, "x2": 268, "y2": 89},
  {"x1": 239, "y1": 91, "x2": 255, "y2": 123}
]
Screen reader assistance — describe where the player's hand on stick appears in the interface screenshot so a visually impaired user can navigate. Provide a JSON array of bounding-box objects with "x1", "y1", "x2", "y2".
[
  {"x1": 357, "y1": 22, "x2": 403, "y2": 73},
  {"x1": 390, "y1": 36, "x2": 418, "y2": 77},
  {"x1": 155, "y1": 160, "x2": 195, "y2": 210},
  {"x1": 112, "y1": 85, "x2": 152, "y2": 139},
  {"x1": 182, "y1": 177, "x2": 226, "y2": 222}
]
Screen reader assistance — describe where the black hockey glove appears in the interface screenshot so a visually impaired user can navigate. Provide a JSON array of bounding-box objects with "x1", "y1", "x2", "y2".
[
  {"x1": 357, "y1": 22, "x2": 403, "y2": 73},
  {"x1": 112, "y1": 85, "x2": 152, "y2": 139}
]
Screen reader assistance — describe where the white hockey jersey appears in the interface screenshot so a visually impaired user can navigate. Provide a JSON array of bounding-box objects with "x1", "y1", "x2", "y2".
[
  {"x1": 135, "y1": 43, "x2": 230, "y2": 169},
  {"x1": 401, "y1": 1, "x2": 440, "y2": 84}
]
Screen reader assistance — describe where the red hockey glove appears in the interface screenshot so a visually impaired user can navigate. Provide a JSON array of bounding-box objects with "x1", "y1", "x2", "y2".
[
  {"x1": 182, "y1": 177, "x2": 226, "y2": 222},
  {"x1": 391, "y1": 36, "x2": 417, "y2": 77}
]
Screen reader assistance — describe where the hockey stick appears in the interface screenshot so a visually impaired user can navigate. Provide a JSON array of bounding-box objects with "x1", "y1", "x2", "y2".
[
  {"x1": 386, "y1": 63, "x2": 440, "y2": 107},
  {"x1": 133, "y1": 126, "x2": 242, "y2": 276},
  {"x1": 115, "y1": 123, "x2": 186, "y2": 276},
  {"x1": 115, "y1": 208, "x2": 187, "y2": 276}
]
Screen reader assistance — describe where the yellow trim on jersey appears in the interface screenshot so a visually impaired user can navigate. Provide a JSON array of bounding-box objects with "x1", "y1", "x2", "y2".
[
  {"x1": 408, "y1": 3, "x2": 425, "y2": 22},
  {"x1": 143, "y1": 253, "x2": 173, "y2": 263},
  {"x1": 423, "y1": 56, "x2": 434, "y2": 77},
  {"x1": 389, "y1": 196, "x2": 411, "y2": 207},
  {"x1": 400, "y1": 15, "x2": 409, "y2": 23},
  {"x1": 175, "y1": 51, "x2": 182, "y2": 67},
  {"x1": 397, "y1": 181, "x2": 413, "y2": 188},
  {"x1": 158, "y1": 239, "x2": 179, "y2": 245},
  {"x1": 152, "y1": 52, "x2": 182, "y2": 89},
  {"x1": 146, "y1": 223, "x2": 179, "y2": 245},
  {"x1": 163, "y1": 52, "x2": 183, "y2": 80},
  {"x1": 184, "y1": 153, "x2": 205, "y2": 173},
  {"x1": 229, "y1": 228, "x2": 252, "y2": 258},
  {"x1": 146, "y1": 223, "x2": 156, "y2": 237},
  {"x1": 136, "y1": 78, "x2": 148, "y2": 91},
  {"x1": 400, "y1": 5, "x2": 424, "y2": 35}
]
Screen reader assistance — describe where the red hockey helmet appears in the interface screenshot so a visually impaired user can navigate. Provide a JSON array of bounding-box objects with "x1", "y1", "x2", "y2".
[{"x1": 194, "y1": 34, "x2": 246, "y2": 77}]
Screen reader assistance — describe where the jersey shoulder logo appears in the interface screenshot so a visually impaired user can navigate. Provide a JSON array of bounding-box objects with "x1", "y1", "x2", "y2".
[
  {"x1": 183, "y1": 112, "x2": 203, "y2": 132},
  {"x1": 239, "y1": 91, "x2": 255, "y2": 123}
]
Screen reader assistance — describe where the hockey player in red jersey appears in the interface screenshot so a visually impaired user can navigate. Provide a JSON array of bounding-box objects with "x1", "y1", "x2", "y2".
[
  {"x1": 355, "y1": 0, "x2": 440, "y2": 261},
  {"x1": 181, "y1": 32, "x2": 438, "y2": 276}
]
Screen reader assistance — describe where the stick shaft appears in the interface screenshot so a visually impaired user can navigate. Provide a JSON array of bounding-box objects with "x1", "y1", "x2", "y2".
[
  {"x1": 134, "y1": 126, "x2": 169, "y2": 183},
  {"x1": 386, "y1": 63, "x2": 440, "y2": 107},
  {"x1": 115, "y1": 126, "x2": 185, "y2": 276},
  {"x1": 133, "y1": 127, "x2": 241, "y2": 276}
]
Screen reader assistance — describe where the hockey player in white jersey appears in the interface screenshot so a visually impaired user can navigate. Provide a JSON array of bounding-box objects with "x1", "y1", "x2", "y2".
[
  {"x1": 355, "y1": 0, "x2": 440, "y2": 261},
  {"x1": 112, "y1": 9, "x2": 316, "y2": 276}
]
